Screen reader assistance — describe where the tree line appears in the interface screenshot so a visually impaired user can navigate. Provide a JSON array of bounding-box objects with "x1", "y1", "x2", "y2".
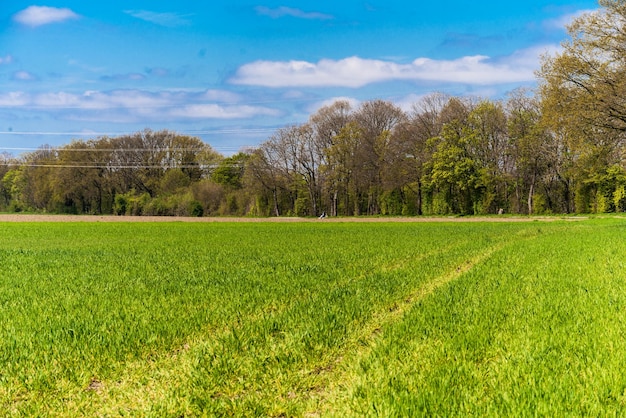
[{"x1": 2, "y1": 1, "x2": 626, "y2": 217}]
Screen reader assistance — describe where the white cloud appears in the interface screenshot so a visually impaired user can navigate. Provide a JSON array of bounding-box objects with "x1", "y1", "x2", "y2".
[
  {"x1": 170, "y1": 104, "x2": 280, "y2": 119},
  {"x1": 13, "y1": 6, "x2": 79, "y2": 27},
  {"x1": 231, "y1": 47, "x2": 546, "y2": 88},
  {"x1": 100, "y1": 73, "x2": 147, "y2": 82},
  {"x1": 0, "y1": 92, "x2": 30, "y2": 107},
  {"x1": 202, "y1": 89, "x2": 241, "y2": 103},
  {"x1": 307, "y1": 96, "x2": 360, "y2": 114},
  {"x1": 255, "y1": 6, "x2": 333, "y2": 20},
  {"x1": 281, "y1": 90, "x2": 306, "y2": 100},
  {"x1": 124, "y1": 10, "x2": 192, "y2": 27},
  {"x1": 544, "y1": 9, "x2": 597, "y2": 30},
  {"x1": 506, "y1": 44, "x2": 562, "y2": 66},
  {"x1": 85, "y1": 90, "x2": 172, "y2": 110},
  {"x1": 393, "y1": 94, "x2": 428, "y2": 113},
  {"x1": 0, "y1": 55, "x2": 14, "y2": 65},
  {"x1": 35, "y1": 92, "x2": 84, "y2": 108},
  {"x1": 0, "y1": 89, "x2": 280, "y2": 122},
  {"x1": 12, "y1": 71, "x2": 37, "y2": 81}
]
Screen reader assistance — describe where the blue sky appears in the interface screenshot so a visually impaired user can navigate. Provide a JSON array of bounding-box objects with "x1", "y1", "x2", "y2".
[{"x1": 1, "y1": 1, "x2": 598, "y2": 155}]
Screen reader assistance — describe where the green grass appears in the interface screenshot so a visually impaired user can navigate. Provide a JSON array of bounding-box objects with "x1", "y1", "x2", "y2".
[{"x1": 0, "y1": 219, "x2": 624, "y2": 416}]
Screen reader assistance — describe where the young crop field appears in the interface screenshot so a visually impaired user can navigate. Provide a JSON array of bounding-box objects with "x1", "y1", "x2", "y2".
[{"x1": 0, "y1": 218, "x2": 625, "y2": 416}]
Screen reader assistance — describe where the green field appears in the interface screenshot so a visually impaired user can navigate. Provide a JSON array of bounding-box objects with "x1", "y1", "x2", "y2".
[{"x1": 1, "y1": 219, "x2": 625, "y2": 416}]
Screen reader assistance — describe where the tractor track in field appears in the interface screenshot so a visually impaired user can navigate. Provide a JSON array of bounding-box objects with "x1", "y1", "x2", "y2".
[
  {"x1": 304, "y1": 223, "x2": 561, "y2": 415},
  {"x1": 303, "y1": 239, "x2": 516, "y2": 416}
]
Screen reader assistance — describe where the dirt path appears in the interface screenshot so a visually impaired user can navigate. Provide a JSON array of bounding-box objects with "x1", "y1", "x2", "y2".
[{"x1": 0, "y1": 214, "x2": 587, "y2": 223}]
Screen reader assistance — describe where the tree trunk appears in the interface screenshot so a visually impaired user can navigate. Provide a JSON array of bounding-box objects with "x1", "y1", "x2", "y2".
[
  {"x1": 416, "y1": 179, "x2": 423, "y2": 216},
  {"x1": 527, "y1": 181, "x2": 535, "y2": 215},
  {"x1": 308, "y1": 179, "x2": 318, "y2": 216},
  {"x1": 272, "y1": 188, "x2": 280, "y2": 217},
  {"x1": 527, "y1": 175, "x2": 535, "y2": 215}
]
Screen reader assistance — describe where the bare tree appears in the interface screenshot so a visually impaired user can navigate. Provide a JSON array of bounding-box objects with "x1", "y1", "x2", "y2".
[
  {"x1": 353, "y1": 100, "x2": 406, "y2": 214},
  {"x1": 310, "y1": 100, "x2": 353, "y2": 216}
]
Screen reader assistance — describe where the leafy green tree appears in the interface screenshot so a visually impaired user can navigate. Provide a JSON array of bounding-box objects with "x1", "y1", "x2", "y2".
[
  {"x1": 21, "y1": 146, "x2": 57, "y2": 211},
  {"x1": 464, "y1": 100, "x2": 512, "y2": 213},
  {"x1": 540, "y1": 0, "x2": 626, "y2": 135},
  {"x1": 0, "y1": 152, "x2": 13, "y2": 209},
  {"x1": 539, "y1": 1, "x2": 626, "y2": 212},
  {"x1": 160, "y1": 169, "x2": 191, "y2": 195},
  {"x1": 209, "y1": 153, "x2": 251, "y2": 216},
  {"x1": 324, "y1": 122, "x2": 362, "y2": 215},
  {"x1": 2, "y1": 168, "x2": 27, "y2": 212},
  {"x1": 167, "y1": 134, "x2": 218, "y2": 181},
  {"x1": 425, "y1": 97, "x2": 478, "y2": 214},
  {"x1": 429, "y1": 122, "x2": 481, "y2": 214},
  {"x1": 47, "y1": 139, "x2": 114, "y2": 214},
  {"x1": 211, "y1": 153, "x2": 249, "y2": 190},
  {"x1": 192, "y1": 180, "x2": 225, "y2": 215}
]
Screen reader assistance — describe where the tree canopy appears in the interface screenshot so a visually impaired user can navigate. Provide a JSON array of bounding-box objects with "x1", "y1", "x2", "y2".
[{"x1": 2, "y1": 2, "x2": 626, "y2": 216}]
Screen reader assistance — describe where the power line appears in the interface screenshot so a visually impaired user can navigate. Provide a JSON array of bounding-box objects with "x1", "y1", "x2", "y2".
[
  {"x1": 0, "y1": 162, "x2": 244, "y2": 169},
  {"x1": 0, "y1": 148, "x2": 234, "y2": 152},
  {"x1": 0, "y1": 146, "x2": 256, "y2": 154},
  {"x1": 0, "y1": 128, "x2": 273, "y2": 154},
  {"x1": 0, "y1": 128, "x2": 277, "y2": 136}
]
